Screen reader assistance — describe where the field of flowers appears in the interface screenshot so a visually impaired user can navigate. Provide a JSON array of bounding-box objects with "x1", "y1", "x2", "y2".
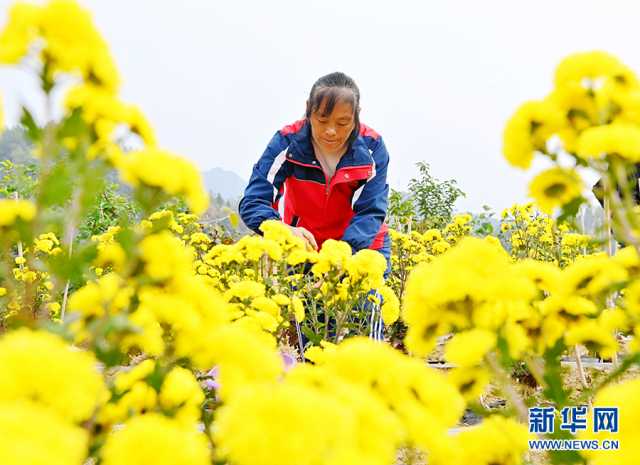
[{"x1": 0, "y1": 1, "x2": 639, "y2": 465}]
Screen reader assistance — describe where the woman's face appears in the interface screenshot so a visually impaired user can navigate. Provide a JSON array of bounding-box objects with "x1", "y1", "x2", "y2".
[{"x1": 309, "y1": 97, "x2": 356, "y2": 154}]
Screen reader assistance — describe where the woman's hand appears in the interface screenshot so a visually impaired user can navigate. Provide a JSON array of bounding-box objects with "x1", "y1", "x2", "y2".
[{"x1": 287, "y1": 224, "x2": 318, "y2": 251}]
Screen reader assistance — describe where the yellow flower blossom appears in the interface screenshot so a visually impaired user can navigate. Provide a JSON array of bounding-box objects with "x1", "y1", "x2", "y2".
[
  {"x1": 565, "y1": 319, "x2": 618, "y2": 359},
  {"x1": 291, "y1": 295, "x2": 305, "y2": 322},
  {"x1": 555, "y1": 51, "x2": 636, "y2": 90},
  {"x1": 102, "y1": 414, "x2": 210, "y2": 465},
  {"x1": 0, "y1": 198, "x2": 36, "y2": 226},
  {"x1": 114, "y1": 359, "x2": 156, "y2": 393},
  {"x1": 312, "y1": 239, "x2": 353, "y2": 276},
  {"x1": 213, "y1": 381, "x2": 353, "y2": 465},
  {"x1": 0, "y1": 400, "x2": 88, "y2": 465},
  {"x1": 0, "y1": 3, "x2": 41, "y2": 64},
  {"x1": 116, "y1": 148, "x2": 209, "y2": 214},
  {"x1": 577, "y1": 123, "x2": 640, "y2": 161},
  {"x1": 454, "y1": 415, "x2": 529, "y2": 465},
  {"x1": 445, "y1": 329, "x2": 496, "y2": 367},
  {"x1": 379, "y1": 286, "x2": 400, "y2": 325},
  {"x1": 159, "y1": 366, "x2": 205, "y2": 426},
  {"x1": 579, "y1": 378, "x2": 640, "y2": 465},
  {"x1": 502, "y1": 99, "x2": 565, "y2": 169},
  {"x1": 0, "y1": 329, "x2": 106, "y2": 422},
  {"x1": 528, "y1": 167, "x2": 583, "y2": 214},
  {"x1": 447, "y1": 367, "x2": 491, "y2": 401},
  {"x1": 139, "y1": 231, "x2": 193, "y2": 281}
]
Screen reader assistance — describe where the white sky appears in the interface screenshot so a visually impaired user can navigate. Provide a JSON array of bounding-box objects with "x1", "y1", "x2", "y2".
[{"x1": 1, "y1": 0, "x2": 639, "y2": 211}]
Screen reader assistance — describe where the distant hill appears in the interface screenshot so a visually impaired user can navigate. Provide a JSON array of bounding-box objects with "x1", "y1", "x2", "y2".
[
  {"x1": 202, "y1": 167, "x2": 246, "y2": 201},
  {"x1": 1, "y1": 126, "x2": 248, "y2": 202},
  {"x1": 0, "y1": 126, "x2": 33, "y2": 163}
]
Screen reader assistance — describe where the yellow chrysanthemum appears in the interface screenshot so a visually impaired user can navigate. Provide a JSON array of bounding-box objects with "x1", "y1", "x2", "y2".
[
  {"x1": 317, "y1": 337, "x2": 464, "y2": 459},
  {"x1": 565, "y1": 319, "x2": 618, "y2": 359},
  {"x1": 291, "y1": 295, "x2": 305, "y2": 322},
  {"x1": 197, "y1": 324, "x2": 282, "y2": 398},
  {"x1": 116, "y1": 148, "x2": 209, "y2": 214},
  {"x1": 0, "y1": 198, "x2": 36, "y2": 226},
  {"x1": 527, "y1": 167, "x2": 583, "y2": 214},
  {"x1": 0, "y1": 3, "x2": 41, "y2": 64},
  {"x1": 454, "y1": 415, "x2": 529, "y2": 465},
  {"x1": 555, "y1": 51, "x2": 636, "y2": 90},
  {"x1": 159, "y1": 366, "x2": 205, "y2": 426},
  {"x1": 65, "y1": 84, "x2": 156, "y2": 148},
  {"x1": 446, "y1": 366, "x2": 491, "y2": 401},
  {"x1": 578, "y1": 378, "x2": 640, "y2": 465},
  {"x1": 562, "y1": 254, "x2": 627, "y2": 297},
  {"x1": 312, "y1": 239, "x2": 353, "y2": 275},
  {"x1": 101, "y1": 414, "x2": 210, "y2": 465},
  {"x1": 379, "y1": 285, "x2": 400, "y2": 325},
  {"x1": 444, "y1": 329, "x2": 496, "y2": 367},
  {"x1": 213, "y1": 382, "x2": 351, "y2": 465},
  {"x1": 502, "y1": 100, "x2": 565, "y2": 169},
  {"x1": 139, "y1": 231, "x2": 194, "y2": 281},
  {"x1": 0, "y1": 400, "x2": 88, "y2": 465},
  {"x1": 0, "y1": 329, "x2": 107, "y2": 422},
  {"x1": 285, "y1": 363, "x2": 405, "y2": 465},
  {"x1": 345, "y1": 249, "x2": 387, "y2": 289},
  {"x1": 577, "y1": 123, "x2": 640, "y2": 161},
  {"x1": 68, "y1": 272, "x2": 132, "y2": 317},
  {"x1": 623, "y1": 279, "x2": 640, "y2": 317},
  {"x1": 403, "y1": 237, "x2": 535, "y2": 356},
  {"x1": 304, "y1": 339, "x2": 338, "y2": 364}
]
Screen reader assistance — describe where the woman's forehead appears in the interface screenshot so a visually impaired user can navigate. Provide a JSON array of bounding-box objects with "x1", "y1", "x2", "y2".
[{"x1": 315, "y1": 97, "x2": 355, "y2": 118}]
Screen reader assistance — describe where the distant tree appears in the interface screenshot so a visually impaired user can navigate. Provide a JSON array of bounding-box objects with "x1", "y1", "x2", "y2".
[
  {"x1": 0, "y1": 159, "x2": 38, "y2": 200},
  {"x1": 77, "y1": 182, "x2": 140, "y2": 241},
  {"x1": 408, "y1": 162, "x2": 466, "y2": 231},
  {"x1": 388, "y1": 189, "x2": 414, "y2": 232},
  {"x1": 471, "y1": 205, "x2": 497, "y2": 237}
]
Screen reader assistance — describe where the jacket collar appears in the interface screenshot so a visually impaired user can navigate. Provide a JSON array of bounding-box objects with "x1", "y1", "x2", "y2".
[{"x1": 288, "y1": 120, "x2": 374, "y2": 169}]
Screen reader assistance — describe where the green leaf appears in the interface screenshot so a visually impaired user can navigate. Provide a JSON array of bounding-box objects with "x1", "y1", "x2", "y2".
[
  {"x1": 48, "y1": 242, "x2": 98, "y2": 285},
  {"x1": 496, "y1": 333, "x2": 514, "y2": 367},
  {"x1": 115, "y1": 226, "x2": 137, "y2": 256},
  {"x1": 145, "y1": 361, "x2": 166, "y2": 393},
  {"x1": 557, "y1": 196, "x2": 585, "y2": 225},
  {"x1": 301, "y1": 326, "x2": 322, "y2": 347},
  {"x1": 19, "y1": 107, "x2": 42, "y2": 143},
  {"x1": 56, "y1": 107, "x2": 87, "y2": 140},
  {"x1": 542, "y1": 339, "x2": 568, "y2": 407},
  {"x1": 94, "y1": 342, "x2": 126, "y2": 367},
  {"x1": 38, "y1": 162, "x2": 73, "y2": 207},
  {"x1": 104, "y1": 314, "x2": 135, "y2": 334}
]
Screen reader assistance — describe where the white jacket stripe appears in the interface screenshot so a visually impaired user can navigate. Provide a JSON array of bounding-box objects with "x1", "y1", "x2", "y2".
[
  {"x1": 351, "y1": 162, "x2": 377, "y2": 208},
  {"x1": 267, "y1": 148, "x2": 288, "y2": 185},
  {"x1": 267, "y1": 148, "x2": 288, "y2": 201}
]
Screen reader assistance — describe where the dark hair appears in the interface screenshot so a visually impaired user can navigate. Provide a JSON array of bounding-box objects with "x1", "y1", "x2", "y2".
[{"x1": 306, "y1": 72, "x2": 360, "y2": 144}]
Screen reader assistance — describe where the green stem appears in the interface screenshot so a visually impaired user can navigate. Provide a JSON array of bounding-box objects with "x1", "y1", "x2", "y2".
[{"x1": 59, "y1": 186, "x2": 81, "y2": 322}]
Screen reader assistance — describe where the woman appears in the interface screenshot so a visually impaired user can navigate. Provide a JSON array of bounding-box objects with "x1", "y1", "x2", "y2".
[{"x1": 239, "y1": 71, "x2": 391, "y2": 273}]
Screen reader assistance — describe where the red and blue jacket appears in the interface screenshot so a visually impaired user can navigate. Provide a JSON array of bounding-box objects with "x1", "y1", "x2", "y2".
[{"x1": 239, "y1": 119, "x2": 390, "y2": 258}]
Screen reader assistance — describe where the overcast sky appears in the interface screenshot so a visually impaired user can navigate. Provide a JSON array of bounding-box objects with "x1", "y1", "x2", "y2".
[{"x1": 1, "y1": 0, "x2": 639, "y2": 211}]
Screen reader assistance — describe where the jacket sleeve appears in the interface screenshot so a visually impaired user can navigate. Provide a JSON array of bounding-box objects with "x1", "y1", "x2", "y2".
[
  {"x1": 341, "y1": 137, "x2": 390, "y2": 251},
  {"x1": 238, "y1": 131, "x2": 290, "y2": 234}
]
